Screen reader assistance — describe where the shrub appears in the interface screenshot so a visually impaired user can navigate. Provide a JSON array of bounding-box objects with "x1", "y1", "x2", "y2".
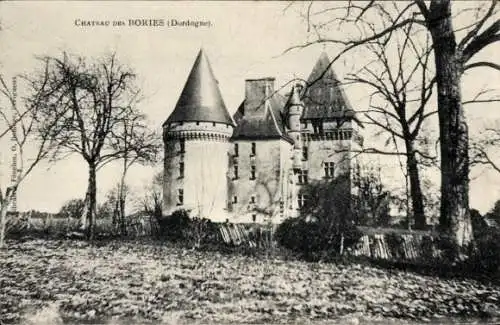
[
  {"x1": 157, "y1": 209, "x2": 191, "y2": 242},
  {"x1": 275, "y1": 175, "x2": 362, "y2": 261},
  {"x1": 468, "y1": 209, "x2": 500, "y2": 276},
  {"x1": 156, "y1": 209, "x2": 220, "y2": 249},
  {"x1": 471, "y1": 228, "x2": 500, "y2": 275}
]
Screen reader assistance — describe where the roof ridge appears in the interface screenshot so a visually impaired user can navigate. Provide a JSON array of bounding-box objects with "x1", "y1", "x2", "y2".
[{"x1": 267, "y1": 103, "x2": 283, "y2": 137}]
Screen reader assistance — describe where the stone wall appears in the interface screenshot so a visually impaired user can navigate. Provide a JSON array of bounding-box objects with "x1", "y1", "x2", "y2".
[
  {"x1": 228, "y1": 139, "x2": 293, "y2": 224},
  {"x1": 163, "y1": 121, "x2": 233, "y2": 222}
]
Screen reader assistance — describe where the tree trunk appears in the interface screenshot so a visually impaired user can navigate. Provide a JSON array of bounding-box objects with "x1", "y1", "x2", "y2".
[
  {"x1": 119, "y1": 166, "x2": 127, "y2": 237},
  {"x1": 429, "y1": 0, "x2": 473, "y2": 247},
  {"x1": 0, "y1": 187, "x2": 15, "y2": 249},
  {"x1": 119, "y1": 197, "x2": 126, "y2": 236},
  {"x1": 86, "y1": 162, "x2": 97, "y2": 241},
  {"x1": 404, "y1": 140, "x2": 426, "y2": 229},
  {"x1": 80, "y1": 185, "x2": 91, "y2": 231}
]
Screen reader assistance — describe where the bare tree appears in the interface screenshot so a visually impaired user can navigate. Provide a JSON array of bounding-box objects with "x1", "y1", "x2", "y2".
[
  {"x1": 0, "y1": 68, "x2": 65, "y2": 248},
  {"x1": 471, "y1": 125, "x2": 500, "y2": 174},
  {"x1": 346, "y1": 21, "x2": 436, "y2": 229},
  {"x1": 286, "y1": 0, "x2": 500, "y2": 247},
  {"x1": 138, "y1": 171, "x2": 163, "y2": 217},
  {"x1": 33, "y1": 52, "x2": 151, "y2": 240},
  {"x1": 110, "y1": 113, "x2": 160, "y2": 236}
]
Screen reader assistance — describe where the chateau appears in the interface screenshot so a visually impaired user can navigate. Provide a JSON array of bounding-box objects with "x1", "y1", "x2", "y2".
[{"x1": 163, "y1": 49, "x2": 363, "y2": 224}]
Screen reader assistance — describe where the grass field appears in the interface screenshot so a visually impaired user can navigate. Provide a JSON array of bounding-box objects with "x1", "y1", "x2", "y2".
[{"x1": 0, "y1": 239, "x2": 499, "y2": 324}]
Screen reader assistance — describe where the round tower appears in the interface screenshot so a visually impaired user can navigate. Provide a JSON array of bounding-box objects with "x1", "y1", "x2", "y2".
[{"x1": 163, "y1": 49, "x2": 235, "y2": 222}]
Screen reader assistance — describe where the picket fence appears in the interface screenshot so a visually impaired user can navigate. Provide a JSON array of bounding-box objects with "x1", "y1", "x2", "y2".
[
  {"x1": 7, "y1": 212, "x2": 444, "y2": 263},
  {"x1": 217, "y1": 223, "x2": 443, "y2": 263}
]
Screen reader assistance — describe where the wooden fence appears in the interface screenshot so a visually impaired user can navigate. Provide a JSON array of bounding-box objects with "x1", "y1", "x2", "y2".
[
  {"x1": 217, "y1": 223, "x2": 444, "y2": 263},
  {"x1": 7, "y1": 213, "x2": 446, "y2": 264},
  {"x1": 6, "y1": 212, "x2": 159, "y2": 238}
]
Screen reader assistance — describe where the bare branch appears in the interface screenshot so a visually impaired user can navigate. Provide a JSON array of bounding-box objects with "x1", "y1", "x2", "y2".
[{"x1": 463, "y1": 61, "x2": 500, "y2": 72}]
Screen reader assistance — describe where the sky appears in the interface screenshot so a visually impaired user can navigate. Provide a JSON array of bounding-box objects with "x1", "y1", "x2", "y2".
[{"x1": 0, "y1": 1, "x2": 499, "y2": 214}]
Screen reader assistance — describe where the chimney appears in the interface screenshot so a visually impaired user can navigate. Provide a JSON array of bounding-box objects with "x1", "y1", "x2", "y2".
[{"x1": 244, "y1": 77, "x2": 275, "y2": 117}]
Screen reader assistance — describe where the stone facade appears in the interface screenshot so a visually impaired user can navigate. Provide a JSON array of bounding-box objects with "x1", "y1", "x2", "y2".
[{"x1": 163, "y1": 49, "x2": 363, "y2": 224}]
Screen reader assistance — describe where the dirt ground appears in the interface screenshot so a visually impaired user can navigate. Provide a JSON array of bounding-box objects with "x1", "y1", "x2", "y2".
[{"x1": 0, "y1": 239, "x2": 499, "y2": 324}]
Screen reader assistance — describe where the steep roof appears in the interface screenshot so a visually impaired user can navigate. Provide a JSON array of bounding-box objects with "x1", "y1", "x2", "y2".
[
  {"x1": 302, "y1": 52, "x2": 354, "y2": 120},
  {"x1": 232, "y1": 93, "x2": 293, "y2": 144},
  {"x1": 165, "y1": 49, "x2": 235, "y2": 126},
  {"x1": 287, "y1": 84, "x2": 303, "y2": 107}
]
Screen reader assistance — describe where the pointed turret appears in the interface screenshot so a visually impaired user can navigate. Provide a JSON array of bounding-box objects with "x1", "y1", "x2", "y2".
[
  {"x1": 302, "y1": 52, "x2": 353, "y2": 119},
  {"x1": 286, "y1": 85, "x2": 304, "y2": 169},
  {"x1": 287, "y1": 83, "x2": 303, "y2": 107},
  {"x1": 286, "y1": 84, "x2": 304, "y2": 143},
  {"x1": 165, "y1": 49, "x2": 235, "y2": 126}
]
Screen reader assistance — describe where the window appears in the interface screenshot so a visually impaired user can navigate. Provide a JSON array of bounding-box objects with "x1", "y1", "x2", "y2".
[
  {"x1": 179, "y1": 161, "x2": 184, "y2": 178},
  {"x1": 324, "y1": 162, "x2": 335, "y2": 178},
  {"x1": 251, "y1": 142, "x2": 256, "y2": 156},
  {"x1": 298, "y1": 169, "x2": 308, "y2": 185},
  {"x1": 298, "y1": 194, "x2": 307, "y2": 209},
  {"x1": 279, "y1": 201, "x2": 284, "y2": 214},
  {"x1": 234, "y1": 143, "x2": 239, "y2": 157},
  {"x1": 250, "y1": 165, "x2": 256, "y2": 180},
  {"x1": 302, "y1": 146, "x2": 308, "y2": 160},
  {"x1": 234, "y1": 163, "x2": 239, "y2": 179},
  {"x1": 196, "y1": 121, "x2": 200, "y2": 125},
  {"x1": 179, "y1": 139, "x2": 185, "y2": 153},
  {"x1": 312, "y1": 121, "x2": 323, "y2": 134},
  {"x1": 252, "y1": 214, "x2": 257, "y2": 222},
  {"x1": 233, "y1": 196, "x2": 238, "y2": 204},
  {"x1": 213, "y1": 122, "x2": 216, "y2": 127},
  {"x1": 177, "y1": 189, "x2": 184, "y2": 205},
  {"x1": 250, "y1": 196, "x2": 255, "y2": 204}
]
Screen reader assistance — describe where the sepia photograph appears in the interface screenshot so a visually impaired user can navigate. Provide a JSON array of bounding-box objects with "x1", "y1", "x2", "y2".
[{"x1": 0, "y1": 1, "x2": 500, "y2": 324}]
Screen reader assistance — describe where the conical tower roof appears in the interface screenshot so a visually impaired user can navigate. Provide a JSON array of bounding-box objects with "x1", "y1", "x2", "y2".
[
  {"x1": 286, "y1": 84, "x2": 303, "y2": 107},
  {"x1": 165, "y1": 49, "x2": 235, "y2": 126},
  {"x1": 302, "y1": 52, "x2": 354, "y2": 119},
  {"x1": 306, "y1": 51, "x2": 339, "y2": 84}
]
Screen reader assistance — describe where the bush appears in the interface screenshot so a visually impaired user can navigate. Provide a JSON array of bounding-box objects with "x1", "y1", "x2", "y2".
[
  {"x1": 275, "y1": 175, "x2": 363, "y2": 262},
  {"x1": 156, "y1": 209, "x2": 191, "y2": 242},
  {"x1": 471, "y1": 228, "x2": 500, "y2": 275},
  {"x1": 275, "y1": 217, "x2": 361, "y2": 262},
  {"x1": 156, "y1": 209, "x2": 220, "y2": 249},
  {"x1": 467, "y1": 209, "x2": 500, "y2": 276}
]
